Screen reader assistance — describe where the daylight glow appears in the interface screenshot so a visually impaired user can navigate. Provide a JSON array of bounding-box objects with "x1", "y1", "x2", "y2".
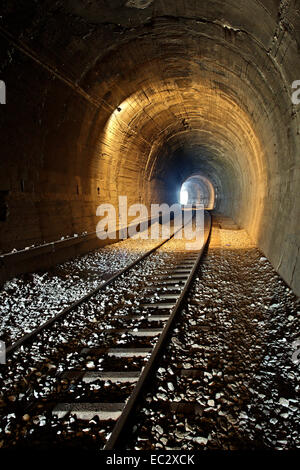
[{"x1": 180, "y1": 189, "x2": 189, "y2": 205}]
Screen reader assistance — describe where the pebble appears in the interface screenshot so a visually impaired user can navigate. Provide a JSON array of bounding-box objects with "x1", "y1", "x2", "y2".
[
  {"x1": 155, "y1": 425, "x2": 163, "y2": 435},
  {"x1": 194, "y1": 436, "x2": 208, "y2": 445}
]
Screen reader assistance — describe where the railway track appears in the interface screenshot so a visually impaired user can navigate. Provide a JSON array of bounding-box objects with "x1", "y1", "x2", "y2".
[{"x1": 0, "y1": 211, "x2": 211, "y2": 450}]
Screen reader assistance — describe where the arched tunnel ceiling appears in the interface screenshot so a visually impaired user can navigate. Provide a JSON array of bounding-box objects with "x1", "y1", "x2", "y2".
[{"x1": 0, "y1": 0, "x2": 300, "y2": 294}]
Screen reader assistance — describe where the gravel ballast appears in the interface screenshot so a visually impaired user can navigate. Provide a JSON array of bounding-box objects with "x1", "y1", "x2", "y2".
[
  {"x1": 0, "y1": 224, "x2": 166, "y2": 344},
  {"x1": 0, "y1": 223, "x2": 192, "y2": 449},
  {"x1": 0, "y1": 216, "x2": 299, "y2": 450},
  {"x1": 127, "y1": 220, "x2": 300, "y2": 450}
]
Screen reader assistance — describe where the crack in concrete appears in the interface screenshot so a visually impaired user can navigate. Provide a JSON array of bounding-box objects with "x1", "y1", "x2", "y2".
[
  {"x1": 125, "y1": 0, "x2": 153, "y2": 9},
  {"x1": 290, "y1": 245, "x2": 300, "y2": 288},
  {"x1": 277, "y1": 251, "x2": 284, "y2": 272},
  {"x1": 268, "y1": 0, "x2": 292, "y2": 56}
]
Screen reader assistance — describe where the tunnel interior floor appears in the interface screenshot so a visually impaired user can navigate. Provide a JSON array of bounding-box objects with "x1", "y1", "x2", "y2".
[
  {"x1": 0, "y1": 222, "x2": 171, "y2": 345},
  {"x1": 210, "y1": 214, "x2": 256, "y2": 249},
  {"x1": 0, "y1": 216, "x2": 299, "y2": 450},
  {"x1": 126, "y1": 222, "x2": 300, "y2": 450},
  {"x1": 0, "y1": 216, "x2": 208, "y2": 450}
]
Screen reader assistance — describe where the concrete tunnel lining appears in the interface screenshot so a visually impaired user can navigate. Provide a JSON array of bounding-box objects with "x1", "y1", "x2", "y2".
[{"x1": 0, "y1": 1, "x2": 299, "y2": 295}]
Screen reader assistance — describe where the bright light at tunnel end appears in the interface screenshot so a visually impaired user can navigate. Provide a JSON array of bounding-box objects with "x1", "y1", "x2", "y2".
[
  {"x1": 180, "y1": 189, "x2": 189, "y2": 205},
  {"x1": 95, "y1": 196, "x2": 205, "y2": 250}
]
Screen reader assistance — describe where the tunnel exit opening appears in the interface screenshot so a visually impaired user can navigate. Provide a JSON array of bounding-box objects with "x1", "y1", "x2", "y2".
[
  {"x1": 179, "y1": 175, "x2": 215, "y2": 210},
  {"x1": 179, "y1": 188, "x2": 189, "y2": 205}
]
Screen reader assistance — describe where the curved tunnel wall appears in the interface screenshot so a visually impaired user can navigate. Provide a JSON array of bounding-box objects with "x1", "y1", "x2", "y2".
[{"x1": 0, "y1": 1, "x2": 299, "y2": 295}]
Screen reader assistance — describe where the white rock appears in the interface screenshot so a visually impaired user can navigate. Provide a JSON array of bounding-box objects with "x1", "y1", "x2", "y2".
[
  {"x1": 168, "y1": 382, "x2": 174, "y2": 391},
  {"x1": 155, "y1": 425, "x2": 163, "y2": 435},
  {"x1": 279, "y1": 398, "x2": 289, "y2": 407},
  {"x1": 194, "y1": 436, "x2": 208, "y2": 445}
]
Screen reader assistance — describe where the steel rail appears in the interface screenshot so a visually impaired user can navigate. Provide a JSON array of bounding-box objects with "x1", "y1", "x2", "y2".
[
  {"x1": 104, "y1": 212, "x2": 212, "y2": 449},
  {"x1": 5, "y1": 218, "x2": 191, "y2": 357}
]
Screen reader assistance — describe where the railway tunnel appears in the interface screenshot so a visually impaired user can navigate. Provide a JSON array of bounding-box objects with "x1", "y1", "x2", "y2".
[
  {"x1": 0, "y1": 0, "x2": 299, "y2": 295},
  {"x1": 0, "y1": 0, "x2": 300, "y2": 453}
]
